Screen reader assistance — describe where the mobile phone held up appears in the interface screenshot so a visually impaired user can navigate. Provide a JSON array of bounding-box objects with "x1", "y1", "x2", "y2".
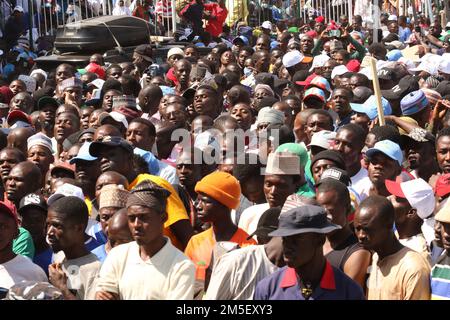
[{"x1": 328, "y1": 30, "x2": 341, "y2": 38}]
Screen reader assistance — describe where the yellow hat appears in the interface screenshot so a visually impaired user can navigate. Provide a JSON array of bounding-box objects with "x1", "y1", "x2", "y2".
[{"x1": 397, "y1": 116, "x2": 418, "y2": 135}]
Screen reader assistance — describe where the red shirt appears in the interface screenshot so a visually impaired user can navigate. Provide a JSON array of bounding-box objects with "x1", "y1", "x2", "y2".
[{"x1": 203, "y1": 3, "x2": 228, "y2": 38}]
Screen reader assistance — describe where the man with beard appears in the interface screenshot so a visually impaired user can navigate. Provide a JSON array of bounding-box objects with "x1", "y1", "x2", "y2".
[
  {"x1": 357, "y1": 140, "x2": 403, "y2": 199},
  {"x1": 254, "y1": 205, "x2": 364, "y2": 300},
  {"x1": 47, "y1": 196, "x2": 101, "y2": 300},
  {"x1": 330, "y1": 87, "x2": 354, "y2": 129},
  {"x1": 95, "y1": 180, "x2": 195, "y2": 300},
  {"x1": 354, "y1": 196, "x2": 430, "y2": 300},
  {"x1": 37, "y1": 96, "x2": 58, "y2": 138},
  {"x1": 174, "y1": 59, "x2": 192, "y2": 96}
]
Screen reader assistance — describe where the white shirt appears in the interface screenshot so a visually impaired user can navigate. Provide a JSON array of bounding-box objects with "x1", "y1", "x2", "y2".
[
  {"x1": 156, "y1": 160, "x2": 179, "y2": 185},
  {"x1": 350, "y1": 167, "x2": 369, "y2": 197},
  {"x1": 204, "y1": 245, "x2": 279, "y2": 300},
  {"x1": 96, "y1": 239, "x2": 195, "y2": 299},
  {"x1": 0, "y1": 255, "x2": 48, "y2": 289},
  {"x1": 112, "y1": 5, "x2": 131, "y2": 15},
  {"x1": 238, "y1": 203, "x2": 270, "y2": 237}
]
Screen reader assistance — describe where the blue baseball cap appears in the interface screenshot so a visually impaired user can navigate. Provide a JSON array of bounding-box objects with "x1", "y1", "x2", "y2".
[
  {"x1": 386, "y1": 49, "x2": 403, "y2": 61},
  {"x1": 366, "y1": 140, "x2": 403, "y2": 166},
  {"x1": 350, "y1": 95, "x2": 392, "y2": 120},
  {"x1": 69, "y1": 142, "x2": 97, "y2": 164},
  {"x1": 400, "y1": 90, "x2": 429, "y2": 116},
  {"x1": 233, "y1": 35, "x2": 249, "y2": 46}
]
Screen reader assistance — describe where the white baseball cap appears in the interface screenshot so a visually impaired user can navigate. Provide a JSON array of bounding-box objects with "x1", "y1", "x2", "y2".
[
  {"x1": 282, "y1": 50, "x2": 304, "y2": 68},
  {"x1": 385, "y1": 178, "x2": 435, "y2": 219},
  {"x1": 331, "y1": 65, "x2": 349, "y2": 79},
  {"x1": 48, "y1": 183, "x2": 85, "y2": 206},
  {"x1": 438, "y1": 59, "x2": 450, "y2": 74},
  {"x1": 308, "y1": 130, "x2": 336, "y2": 149},
  {"x1": 261, "y1": 21, "x2": 272, "y2": 30},
  {"x1": 167, "y1": 47, "x2": 185, "y2": 59},
  {"x1": 13, "y1": 5, "x2": 24, "y2": 12},
  {"x1": 309, "y1": 54, "x2": 330, "y2": 72}
]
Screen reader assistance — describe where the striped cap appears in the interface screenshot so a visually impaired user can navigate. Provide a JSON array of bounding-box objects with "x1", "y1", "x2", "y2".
[
  {"x1": 421, "y1": 88, "x2": 442, "y2": 106},
  {"x1": 400, "y1": 90, "x2": 429, "y2": 116}
]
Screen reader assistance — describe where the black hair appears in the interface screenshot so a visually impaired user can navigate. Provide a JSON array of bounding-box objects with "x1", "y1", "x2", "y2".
[
  {"x1": 227, "y1": 85, "x2": 251, "y2": 106},
  {"x1": 283, "y1": 95, "x2": 301, "y2": 102},
  {"x1": 119, "y1": 74, "x2": 141, "y2": 97},
  {"x1": 316, "y1": 179, "x2": 351, "y2": 214},
  {"x1": 132, "y1": 154, "x2": 150, "y2": 175},
  {"x1": 240, "y1": 46, "x2": 255, "y2": 56},
  {"x1": 213, "y1": 115, "x2": 238, "y2": 132},
  {"x1": 232, "y1": 153, "x2": 263, "y2": 183},
  {"x1": 369, "y1": 124, "x2": 401, "y2": 145},
  {"x1": 335, "y1": 49, "x2": 350, "y2": 62},
  {"x1": 49, "y1": 196, "x2": 88, "y2": 228},
  {"x1": 333, "y1": 86, "x2": 354, "y2": 99},
  {"x1": 437, "y1": 127, "x2": 450, "y2": 142},
  {"x1": 338, "y1": 123, "x2": 366, "y2": 150},
  {"x1": 307, "y1": 109, "x2": 334, "y2": 130},
  {"x1": 368, "y1": 43, "x2": 387, "y2": 60},
  {"x1": 129, "y1": 118, "x2": 156, "y2": 137},
  {"x1": 358, "y1": 195, "x2": 395, "y2": 227}
]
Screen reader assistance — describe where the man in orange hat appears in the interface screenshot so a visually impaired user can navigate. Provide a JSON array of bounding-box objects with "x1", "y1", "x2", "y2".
[{"x1": 184, "y1": 171, "x2": 256, "y2": 295}]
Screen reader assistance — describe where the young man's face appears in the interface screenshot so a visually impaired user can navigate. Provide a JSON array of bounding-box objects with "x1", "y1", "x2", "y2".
[{"x1": 46, "y1": 210, "x2": 82, "y2": 252}]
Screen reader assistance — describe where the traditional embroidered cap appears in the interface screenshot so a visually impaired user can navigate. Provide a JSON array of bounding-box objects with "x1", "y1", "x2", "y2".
[
  {"x1": 59, "y1": 77, "x2": 83, "y2": 92},
  {"x1": 112, "y1": 95, "x2": 137, "y2": 110},
  {"x1": 18, "y1": 75, "x2": 36, "y2": 93},
  {"x1": 99, "y1": 184, "x2": 130, "y2": 210},
  {"x1": 400, "y1": 90, "x2": 429, "y2": 116},
  {"x1": 385, "y1": 178, "x2": 435, "y2": 219},
  {"x1": 265, "y1": 152, "x2": 300, "y2": 175},
  {"x1": 27, "y1": 132, "x2": 53, "y2": 154}
]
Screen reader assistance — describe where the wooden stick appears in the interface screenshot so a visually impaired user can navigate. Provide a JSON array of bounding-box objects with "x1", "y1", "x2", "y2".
[{"x1": 369, "y1": 56, "x2": 385, "y2": 126}]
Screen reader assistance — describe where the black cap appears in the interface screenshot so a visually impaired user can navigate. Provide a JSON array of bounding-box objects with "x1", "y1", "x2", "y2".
[
  {"x1": 269, "y1": 205, "x2": 341, "y2": 237},
  {"x1": 89, "y1": 135, "x2": 133, "y2": 156},
  {"x1": 134, "y1": 44, "x2": 153, "y2": 61},
  {"x1": 352, "y1": 86, "x2": 373, "y2": 104},
  {"x1": 19, "y1": 193, "x2": 47, "y2": 214},
  {"x1": 317, "y1": 167, "x2": 351, "y2": 186},
  {"x1": 37, "y1": 96, "x2": 59, "y2": 110},
  {"x1": 381, "y1": 75, "x2": 419, "y2": 100},
  {"x1": 311, "y1": 150, "x2": 346, "y2": 170},
  {"x1": 436, "y1": 80, "x2": 450, "y2": 97},
  {"x1": 77, "y1": 128, "x2": 95, "y2": 141},
  {"x1": 246, "y1": 207, "x2": 281, "y2": 240},
  {"x1": 377, "y1": 68, "x2": 397, "y2": 81}
]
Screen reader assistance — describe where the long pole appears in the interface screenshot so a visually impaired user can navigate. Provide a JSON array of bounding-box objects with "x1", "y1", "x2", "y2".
[
  {"x1": 369, "y1": 56, "x2": 385, "y2": 126},
  {"x1": 28, "y1": 0, "x2": 34, "y2": 51}
]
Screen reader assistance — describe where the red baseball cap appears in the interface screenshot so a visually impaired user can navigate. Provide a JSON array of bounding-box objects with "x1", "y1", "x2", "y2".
[
  {"x1": 85, "y1": 63, "x2": 105, "y2": 80},
  {"x1": 7, "y1": 110, "x2": 31, "y2": 126},
  {"x1": 385, "y1": 179, "x2": 406, "y2": 198},
  {"x1": 435, "y1": 174, "x2": 450, "y2": 197},
  {"x1": 0, "y1": 201, "x2": 18, "y2": 226},
  {"x1": 315, "y1": 16, "x2": 325, "y2": 23},
  {"x1": 295, "y1": 74, "x2": 316, "y2": 86}
]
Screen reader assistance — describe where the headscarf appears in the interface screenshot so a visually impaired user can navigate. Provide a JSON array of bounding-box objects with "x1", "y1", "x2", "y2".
[{"x1": 126, "y1": 180, "x2": 171, "y2": 213}]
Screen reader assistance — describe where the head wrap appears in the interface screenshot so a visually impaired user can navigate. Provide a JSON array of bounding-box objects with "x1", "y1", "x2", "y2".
[{"x1": 126, "y1": 180, "x2": 171, "y2": 213}]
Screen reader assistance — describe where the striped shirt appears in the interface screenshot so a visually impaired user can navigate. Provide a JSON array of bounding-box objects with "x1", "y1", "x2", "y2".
[
  {"x1": 431, "y1": 253, "x2": 450, "y2": 300},
  {"x1": 155, "y1": 0, "x2": 173, "y2": 18}
]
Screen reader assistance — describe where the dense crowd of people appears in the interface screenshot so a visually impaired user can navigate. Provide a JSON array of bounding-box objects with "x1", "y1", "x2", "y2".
[{"x1": 1, "y1": 0, "x2": 450, "y2": 301}]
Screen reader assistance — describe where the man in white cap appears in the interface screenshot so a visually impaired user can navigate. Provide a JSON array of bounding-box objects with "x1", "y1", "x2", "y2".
[
  {"x1": 385, "y1": 178, "x2": 435, "y2": 262},
  {"x1": 282, "y1": 50, "x2": 312, "y2": 78},
  {"x1": 167, "y1": 47, "x2": 185, "y2": 68},
  {"x1": 27, "y1": 132, "x2": 54, "y2": 179}
]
